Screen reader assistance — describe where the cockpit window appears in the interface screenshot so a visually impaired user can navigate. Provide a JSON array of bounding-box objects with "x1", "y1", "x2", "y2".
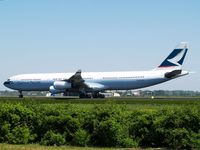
[
  {"x1": 4, "y1": 81, "x2": 10, "y2": 85},
  {"x1": 4, "y1": 79, "x2": 13, "y2": 85}
]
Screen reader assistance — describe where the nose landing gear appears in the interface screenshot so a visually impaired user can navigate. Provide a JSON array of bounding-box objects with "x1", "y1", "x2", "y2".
[{"x1": 19, "y1": 91, "x2": 23, "y2": 98}]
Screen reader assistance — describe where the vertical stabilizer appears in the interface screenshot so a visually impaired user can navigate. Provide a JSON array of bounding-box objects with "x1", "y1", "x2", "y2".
[{"x1": 157, "y1": 42, "x2": 188, "y2": 69}]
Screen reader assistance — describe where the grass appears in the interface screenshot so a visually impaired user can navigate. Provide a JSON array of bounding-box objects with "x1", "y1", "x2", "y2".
[
  {"x1": 0, "y1": 144, "x2": 109, "y2": 150},
  {"x1": 0, "y1": 96, "x2": 199, "y2": 103},
  {"x1": 0, "y1": 144, "x2": 154, "y2": 150},
  {"x1": 0, "y1": 96, "x2": 199, "y2": 115},
  {"x1": 0, "y1": 96, "x2": 199, "y2": 111}
]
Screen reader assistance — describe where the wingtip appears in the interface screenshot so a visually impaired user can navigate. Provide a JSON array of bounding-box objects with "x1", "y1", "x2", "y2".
[{"x1": 76, "y1": 69, "x2": 82, "y2": 73}]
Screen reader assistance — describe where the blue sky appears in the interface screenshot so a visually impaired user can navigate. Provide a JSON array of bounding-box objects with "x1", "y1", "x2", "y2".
[{"x1": 0, "y1": 0, "x2": 199, "y2": 91}]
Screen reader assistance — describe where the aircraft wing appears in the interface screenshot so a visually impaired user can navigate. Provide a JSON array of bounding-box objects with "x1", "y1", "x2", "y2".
[
  {"x1": 64, "y1": 70, "x2": 105, "y2": 91},
  {"x1": 68, "y1": 70, "x2": 84, "y2": 83},
  {"x1": 64, "y1": 70, "x2": 86, "y2": 88}
]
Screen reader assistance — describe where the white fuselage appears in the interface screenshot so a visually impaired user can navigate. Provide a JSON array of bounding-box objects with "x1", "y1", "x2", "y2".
[{"x1": 4, "y1": 69, "x2": 188, "y2": 92}]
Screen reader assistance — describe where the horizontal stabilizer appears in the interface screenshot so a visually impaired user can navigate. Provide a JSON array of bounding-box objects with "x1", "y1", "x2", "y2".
[{"x1": 165, "y1": 70, "x2": 182, "y2": 78}]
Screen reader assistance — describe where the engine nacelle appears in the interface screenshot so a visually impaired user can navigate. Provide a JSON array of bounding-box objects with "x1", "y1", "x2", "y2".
[
  {"x1": 49, "y1": 86, "x2": 65, "y2": 94},
  {"x1": 53, "y1": 81, "x2": 71, "y2": 90}
]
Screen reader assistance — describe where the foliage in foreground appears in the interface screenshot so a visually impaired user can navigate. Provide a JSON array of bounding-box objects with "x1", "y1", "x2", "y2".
[{"x1": 0, "y1": 101, "x2": 199, "y2": 149}]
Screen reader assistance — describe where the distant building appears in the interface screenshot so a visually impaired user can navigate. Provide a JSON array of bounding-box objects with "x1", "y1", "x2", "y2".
[{"x1": 131, "y1": 90, "x2": 141, "y2": 96}]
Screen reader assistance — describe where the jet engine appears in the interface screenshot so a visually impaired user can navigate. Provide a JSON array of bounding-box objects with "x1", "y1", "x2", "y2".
[
  {"x1": 49, "y1": 86, "x2": 65, "y2": 94},
  {"x1": 53, "y1": 81, "x2": 71, "y2": 90}
]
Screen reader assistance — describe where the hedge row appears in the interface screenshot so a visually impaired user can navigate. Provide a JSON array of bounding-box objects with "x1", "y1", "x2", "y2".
[{"x1": 0, "y1": 103, "x2": 199, "y2": 149}]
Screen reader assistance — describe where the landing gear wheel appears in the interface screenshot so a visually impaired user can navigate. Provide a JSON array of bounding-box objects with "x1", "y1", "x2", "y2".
[
  {"x1": 99, "y1": 94, "x2": 105, "y2": 98},
  {"x1": 79, "y1": 93, "x2": 85, "y2": 99},
  {"x1": 93, "y1": 93, "x2": 105, "y2": 98},
  {"x1": 19, "y1": 91, "x2": 23, "y2": 98},
  {"x1": 79, "y1": 93, "x2": 92, "y2": 99}
]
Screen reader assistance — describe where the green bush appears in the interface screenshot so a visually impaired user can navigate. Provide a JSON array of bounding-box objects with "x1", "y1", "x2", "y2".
[
  {"x1": 129, "y1": 112, "x2": 156, "y2": 147},
  {"x1": 0, "y1": 122, "x2": 11, "y2": 142},
  {"x1": 7, "y1": 125, "x2": 35, "y2": 144},
  {"x1": 72, "y1": 129, "x2": 90, "y2": 146},
  {"x1": 153, "y1": 108, "x2": 200, "y2": 149},
  {"x1": 190, "y1": 131, "x2": 200, "y2": 148},
  {"x1": 0, "y1": 104, "x2": 36, "y2": 127},
  {"x1": 119, "y1": 138, "x2": 138, "y2": 148},
  {"x1": 62, "y1": 116, "x2": 81, "y2": 143},
  {"x1": 91, "y1": 118, "x2": 134, "y2": 147},
  {"x1": 40, "y1": 130, "x2": 65, "y2": 146},
  {"x1": 0, "y1": 101, "x2": 199, "y2": 148}
]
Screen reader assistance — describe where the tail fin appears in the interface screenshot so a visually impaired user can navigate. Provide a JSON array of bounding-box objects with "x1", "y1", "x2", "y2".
[{"x1": 158, "y1": 42, "x2": 188, "y2": 69}]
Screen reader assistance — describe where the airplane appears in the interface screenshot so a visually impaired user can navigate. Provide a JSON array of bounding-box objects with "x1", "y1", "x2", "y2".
[{"x1": 4, "y1": 42, "x2": 189, "y2": 98}]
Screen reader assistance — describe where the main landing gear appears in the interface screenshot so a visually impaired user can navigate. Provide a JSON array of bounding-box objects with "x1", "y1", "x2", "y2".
[
  {"x1": 79, "y1": 92, "x2": 105, "y2": 99},
  {"x1": 18, "y1": 91, "x2": 23, "y2": 98}
]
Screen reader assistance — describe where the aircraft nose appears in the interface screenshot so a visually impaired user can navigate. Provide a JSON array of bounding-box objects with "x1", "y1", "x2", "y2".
[
  {"x1": 4, "y1": 81, "x2": 7, "y2": 86},
  {"x1": 3, "y1": 81, "x2": 11, "y2": 87}
]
